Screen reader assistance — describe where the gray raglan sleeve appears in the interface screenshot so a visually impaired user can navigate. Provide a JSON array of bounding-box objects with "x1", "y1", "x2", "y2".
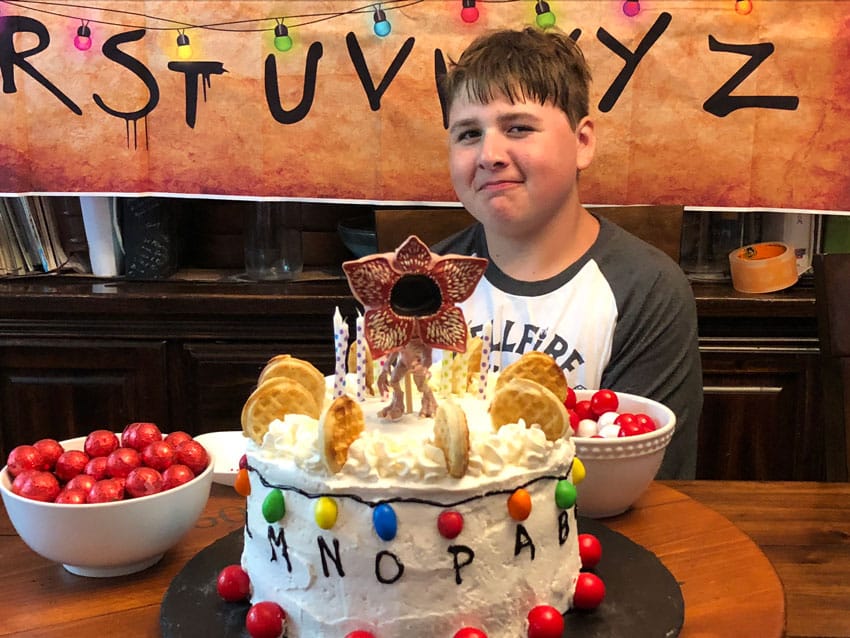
[{"x1": 600, "y1": 258, "x2": 703, "y2": 480}]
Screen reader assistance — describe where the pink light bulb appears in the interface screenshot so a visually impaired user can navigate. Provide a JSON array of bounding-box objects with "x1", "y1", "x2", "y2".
[
  {"x1": 74, "y1": 24, "x2": 92, "y2": 51},
  {"x1": 622, "y1": 1, "x2": 641, "y2": 17}
]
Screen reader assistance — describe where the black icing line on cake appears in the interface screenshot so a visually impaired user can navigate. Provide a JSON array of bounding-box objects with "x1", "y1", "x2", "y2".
[{"x1": 247, "y1": 459, "x2": 574, "y2": 509}]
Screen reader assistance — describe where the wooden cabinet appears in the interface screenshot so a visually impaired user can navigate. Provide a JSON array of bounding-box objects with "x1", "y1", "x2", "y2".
[
  {"x1": 697, "y1": 340, "x2": 822, "y2": 480},
  {"x1": 694, "y1": 284, "x2": 822, "y2": 480},
  {"x1": 0, "y1": 338, "x2": 169, "y2": 458},
  {"x1": 173, "y1": 340, "x2": 337, "y2": 436},
  {"x1": 0, "y1": 277, "x2": 356, "y2": 460},
  {"x1": 0, "y1": 277, "x2": 825, "y2": 480}
]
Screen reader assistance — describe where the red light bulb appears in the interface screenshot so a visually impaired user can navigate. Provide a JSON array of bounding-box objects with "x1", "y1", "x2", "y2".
[{"x1": 460, "y1": 0, "x2": 479, "y2": 23}]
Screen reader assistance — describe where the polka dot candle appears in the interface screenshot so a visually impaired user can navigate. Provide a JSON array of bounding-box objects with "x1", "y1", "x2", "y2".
[
  {"x1": 477, "y1": 320, "x2": 492, "y2": 399},
  {"x1": 333, "y1": 307, "x2": 348, "y2": 399},
  {"x1": 355, "y1": 313, "x2": 366, "y2": 402}
]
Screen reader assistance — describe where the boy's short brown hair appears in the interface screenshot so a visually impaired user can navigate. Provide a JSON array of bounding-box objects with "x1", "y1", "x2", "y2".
[{"x1": 442, "y1": 27, "x2": 592, "y2": 129}]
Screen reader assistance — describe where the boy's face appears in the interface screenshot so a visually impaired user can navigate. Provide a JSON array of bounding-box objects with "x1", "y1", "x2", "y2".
[{"x1": 447, "y1": 91, "x2": 595, "y2": 237}]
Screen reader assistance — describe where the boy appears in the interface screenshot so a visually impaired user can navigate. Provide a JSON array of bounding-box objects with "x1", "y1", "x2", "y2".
[{"x1": 434, "y1": 27, "x2": 702, "y2": 479}]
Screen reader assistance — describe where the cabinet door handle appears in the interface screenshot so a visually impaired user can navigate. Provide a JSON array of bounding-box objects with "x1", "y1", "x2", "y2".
[{"x1": 703, "y1": 385, "x2": 783, "y2": 394}]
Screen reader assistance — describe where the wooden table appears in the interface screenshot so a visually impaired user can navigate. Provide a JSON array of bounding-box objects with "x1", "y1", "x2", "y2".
[{"x1": 1, "y1": 481, "x2": 848, "y2": 638}]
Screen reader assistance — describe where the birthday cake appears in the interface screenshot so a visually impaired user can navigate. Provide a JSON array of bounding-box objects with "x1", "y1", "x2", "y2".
[{"x1": 234, "y1": 237, "x2": 592, "y2": 638}]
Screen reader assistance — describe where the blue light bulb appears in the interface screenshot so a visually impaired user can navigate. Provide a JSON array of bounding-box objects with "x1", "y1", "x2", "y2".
[{"x1": 373, "y1": 8, "x2": 391, "y2": 37}]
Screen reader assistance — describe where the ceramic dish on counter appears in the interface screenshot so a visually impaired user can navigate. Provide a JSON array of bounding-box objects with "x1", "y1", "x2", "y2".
[{"x1": 194, "y1": 431, "x2": 246, "y2": 486}]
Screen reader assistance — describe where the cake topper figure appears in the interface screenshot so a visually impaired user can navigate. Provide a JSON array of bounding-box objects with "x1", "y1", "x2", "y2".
[{"x1": 342, "y1": 235, "x2": 487, "y2": 420}]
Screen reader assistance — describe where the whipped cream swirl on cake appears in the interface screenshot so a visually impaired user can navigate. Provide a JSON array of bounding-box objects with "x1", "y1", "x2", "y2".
[{"x1": 251, "y1": 384, "x2": 573, "y2": 485}]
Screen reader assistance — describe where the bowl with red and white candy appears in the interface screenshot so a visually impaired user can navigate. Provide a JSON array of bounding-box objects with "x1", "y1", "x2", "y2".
[
  {"x1": 568, "y1": 389, "x2": 676, "y2": 519},
  {"x1": 0, "y1": 423, "x2": 214, "y2": 577}
]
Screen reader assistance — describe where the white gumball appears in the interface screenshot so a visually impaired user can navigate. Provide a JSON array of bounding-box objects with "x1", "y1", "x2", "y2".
[
  {"x1": 576, "y1": 418, "x2": 599, "y2": 438},
  {"x1": 598, "y1": 423, "x2": 622, "y2": 438},
  {"x1": 596, "y1": 411, "x2": 620, "y2": 428}
]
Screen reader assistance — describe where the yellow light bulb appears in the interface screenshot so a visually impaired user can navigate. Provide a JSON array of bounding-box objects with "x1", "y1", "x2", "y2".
[
  {"x1": 176, "y1": 32, "x2": 192, "y2": 59},
  {"x1": 735, "y1": 0, "x2": 753, "y2": 15}
]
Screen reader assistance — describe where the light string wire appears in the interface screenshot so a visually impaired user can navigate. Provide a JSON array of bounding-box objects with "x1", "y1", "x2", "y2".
[
  {"x1": 0, "y1": 0, "x2": 751, "y2": 34},
  {"x1": 0, "y1": 0, "x2": 494, "y2": 34}
]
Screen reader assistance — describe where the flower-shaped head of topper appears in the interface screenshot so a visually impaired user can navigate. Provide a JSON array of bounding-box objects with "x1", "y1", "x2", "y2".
[{"x1": 342, "y1": 236, "x2": 488, "y2": 359}]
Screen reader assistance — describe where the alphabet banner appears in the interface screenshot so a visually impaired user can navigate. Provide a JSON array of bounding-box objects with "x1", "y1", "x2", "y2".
[{"x1": 0, "y1": 1, "x2": 848, "y2": 211}]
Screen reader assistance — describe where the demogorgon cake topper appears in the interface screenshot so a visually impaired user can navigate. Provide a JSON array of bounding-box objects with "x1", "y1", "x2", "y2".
[{"x1": 342, "y1": 235, "x2": 487, "y2": 419}]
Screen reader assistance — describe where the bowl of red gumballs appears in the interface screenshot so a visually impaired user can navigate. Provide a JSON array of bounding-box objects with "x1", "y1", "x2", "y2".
[
  {"x1": 0, "y1": 423, "x2": 214, "y2": 577},
  {"x1": 568, "y1": 389, "x2": 676, "y2": 519}
]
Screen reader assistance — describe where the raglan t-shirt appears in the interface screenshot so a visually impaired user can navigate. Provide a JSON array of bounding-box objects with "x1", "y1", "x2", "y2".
[{"x1": 433, "y1": 214, "x2": 703, "y2": 480}]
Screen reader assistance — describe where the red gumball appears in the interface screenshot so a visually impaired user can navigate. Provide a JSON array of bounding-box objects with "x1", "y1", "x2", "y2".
[
  {"x1": 54, "y1": 450, "x2": 90, "y2": 482},
  {"x1": 454, "y1": 628, "x2": 487, "y2": 638},
  {"x1": 125, "y1": 466, "x2": 164, "y2": 498},
  {"x1": 6, "y1": 445, "x2": 48, "y2": 477},
  {"x1": 617, "y1": 422, "x2": 644, "y2": 438},
  {"x1": 106, "y1": 447, "x2": 142, "y2": 479},
  {"x1": 83, "y1": 429, "x2": 120, "y2": 458},
  {"x1": 578, "y1": 533, "x2": 603, "y2": 569},
  {"x1": 84, "y1": 456, "x2": 110, "y2": 480},
  {"x1": 164, "y1": 431, "x2": 193, "y2": 448},
  {"x1": 142, "y1": 440, "x2": 176, "y2": 472},
  {"x1": 216, "y1": 564, "x2": 251, "y2": 602},
  {"x1": 526, "y1": 604, "x2": 564, "y2": 638},
  {"x1": 437, "y1": 510, "x2": 464, "y2": 539},
  {"x1": 573, "y1": 400, "x2": 594, "y2": 421},
  {"x1": 613, "y1": 413, "x2": 637, "y2": 428},
  {"x1": 162, "y1": 464, "x2": 195, "y2": 490},
  {"x1": 124, "y1": 422, "x2": 163, "y2": 452},
  {"x1": 55, "y1": 488, "x2": 88, "y2": 504},
  {"x1": 590, "y1": 389, "x2": 619, "y2": 418},
  {"x1": 245, "y1": 601, "x2": 286, "y2": 638},
  {"x1": 345, "y1": 632, "x2": 376, "y2": 638},
  {"x1": 14, "y1": 470, "x2": 61, "y2": 502},
  {"x1": 165, "y1": 430, "x2": 192, "y2": 449},
  {"x1": 635, "y1": 413, "x2": 657, "y2": 433},
  {"x1": 176, "y1": 440, "x2": 209, "y2": 475},
  {"x1": 65, "y1": 473, "x2": 97, "y2": 493},
  {"x1": 567, "y1": 408, "x2": 580, "y2": 431},
  {"x1": 121, "y1": 422, "x2": 140, "y2": 446},
  {"x1": 573, "y1": 572, "x2": 606, "y2": 610},
  {"x1": 563, "y1": 386, "x2": 577, "y2": 410},
  {"x1": 87, "y1": 478, "x2": 125, "y2": 503},
  {"x1": 122, "y1": 422, "x2": 163, "y2": 452},
  {"x1": 11, "y1": 470, "x2": 38, "y2": 496},
  {"x1": 33, "y1": 439, "x2": 64, "y2": 470}
]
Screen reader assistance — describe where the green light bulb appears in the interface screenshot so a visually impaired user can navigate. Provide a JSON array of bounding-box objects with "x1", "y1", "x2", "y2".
[
  {"x1": 536, "y1": 10, "x2": 556, "y2": 29},
  {"x1": 535, "y1": 1, "x2": 556, "y2": 29},
  {"x1": 274, "y1": 23, "x2": 293, "y2": 52}
]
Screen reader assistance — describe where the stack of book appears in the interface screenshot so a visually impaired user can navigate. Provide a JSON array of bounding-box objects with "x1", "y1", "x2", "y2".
[{"x1": 0, "y1": 196, "x2": 91, "y2": 276}]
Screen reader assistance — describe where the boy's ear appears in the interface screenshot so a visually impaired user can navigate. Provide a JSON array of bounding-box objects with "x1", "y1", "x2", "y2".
[{"x1": 575, "y1": 116, "x2": 596, "y2": 170}]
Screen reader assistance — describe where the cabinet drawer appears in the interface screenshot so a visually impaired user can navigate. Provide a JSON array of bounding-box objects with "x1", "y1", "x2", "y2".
[
  {"x1": 0, "y1": 339, "x2": 168, "y2": 459},
  {"x1": 174, "y1": 341, "x2": 335, "y2": 436},
  {"x1": 697, "y1": 344, "x2": 822, "y2": 480}
]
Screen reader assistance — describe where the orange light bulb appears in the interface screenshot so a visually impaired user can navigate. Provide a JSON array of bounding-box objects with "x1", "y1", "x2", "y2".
[{"x1": 735, "y1": 0, "x2": 753, "y2": 15}]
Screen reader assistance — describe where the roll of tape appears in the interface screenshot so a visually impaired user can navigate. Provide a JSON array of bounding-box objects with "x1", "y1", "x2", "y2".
[{"x1": 728, "y1": 242, "x2": 798, "y2": 293}]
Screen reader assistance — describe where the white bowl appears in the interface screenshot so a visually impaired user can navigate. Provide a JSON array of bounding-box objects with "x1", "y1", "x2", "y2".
[
  {"x1": 193, "y1": 431, "x2": 246, "y2": 486},
  {"x1": 0, "y1": 435, "x2": 214, "y2": 577},
  {"x1": 573, "y1": 390, "x2": 676, "y2": 519}
]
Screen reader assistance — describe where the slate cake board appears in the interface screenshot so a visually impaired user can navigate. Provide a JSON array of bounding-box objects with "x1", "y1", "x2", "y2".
[{"x1": 161, "y1": 518, "x2": 684, "y2": 638}]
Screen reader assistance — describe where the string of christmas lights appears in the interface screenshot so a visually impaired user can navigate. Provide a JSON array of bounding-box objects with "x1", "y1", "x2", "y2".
[{"x1": 0, "y1": 0, "x2": 757, "y2": 56}]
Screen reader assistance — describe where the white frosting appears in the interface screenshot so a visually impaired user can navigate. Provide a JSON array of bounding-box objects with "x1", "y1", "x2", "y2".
[
  {"x1": 242, "y1": 374, "x2": 581, "y2": 638},
  {"x1": 254, "y1": 386, "x2": 573, "y2": 487}
]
